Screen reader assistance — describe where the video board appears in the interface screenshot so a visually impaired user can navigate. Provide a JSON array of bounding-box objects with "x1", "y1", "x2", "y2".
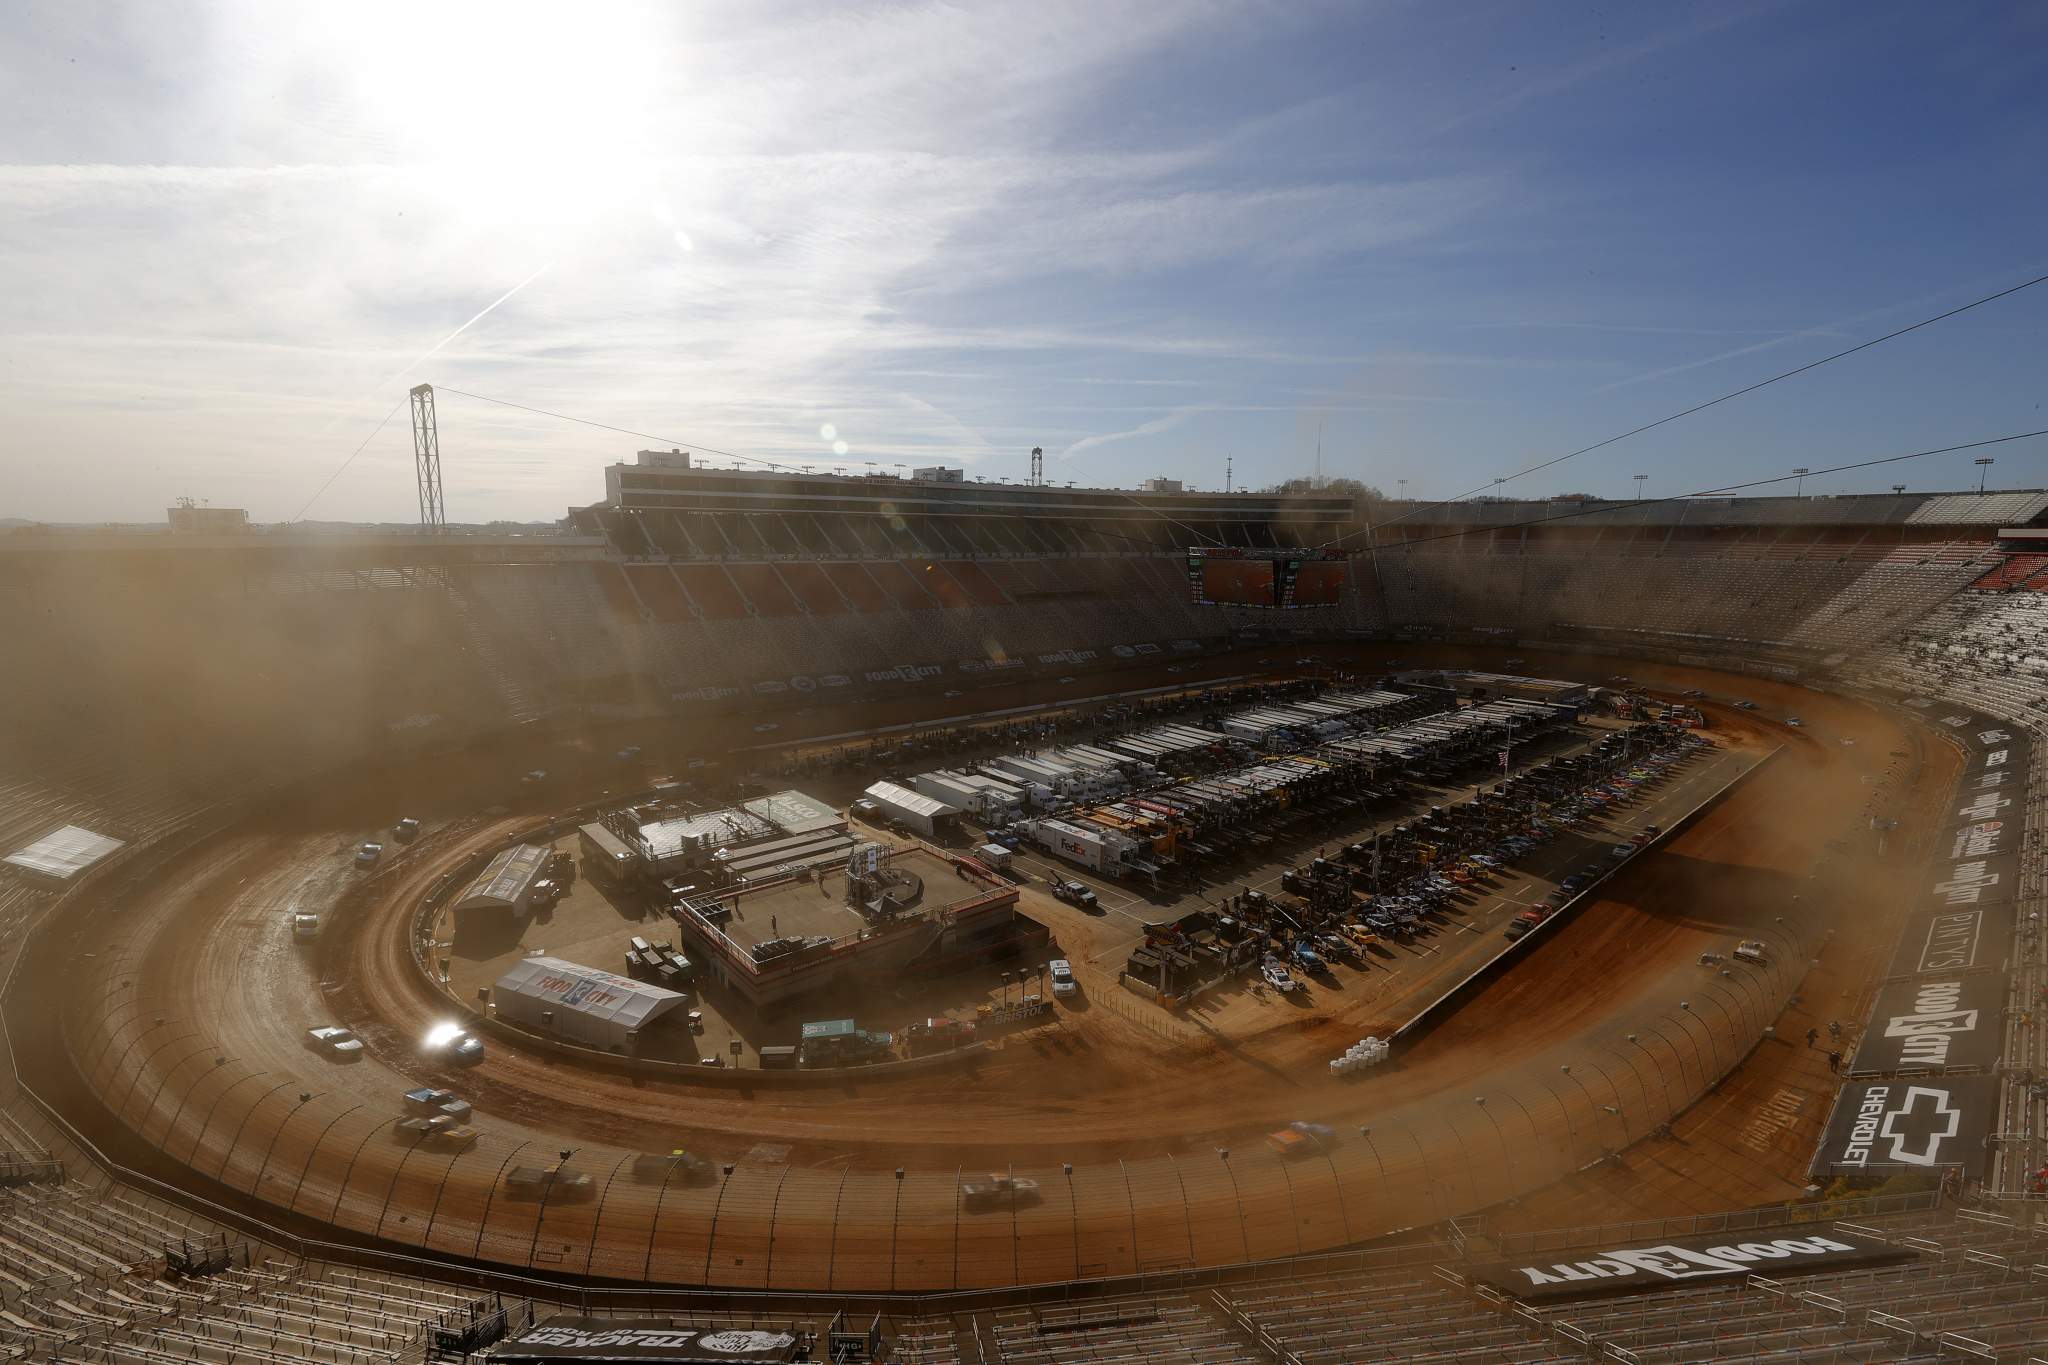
[
  {"x1": 1288, "y1": 560, "x2": 1346, "y2": 607},
  {"x1": 1188, "y1": 549, "x2": 1345, "y2": 608},
  {"x1": 1197, "y1": 557, "x2": 1276, "y2": 606}
]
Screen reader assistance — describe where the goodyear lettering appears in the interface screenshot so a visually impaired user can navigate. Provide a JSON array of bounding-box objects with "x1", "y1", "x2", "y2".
[
  {"x1": 1955, "y1": 792, "x2": 2010, "y2": 823},
  {"x1": 1931, "y1": 859, "x2": 2000, "y2": 906}
]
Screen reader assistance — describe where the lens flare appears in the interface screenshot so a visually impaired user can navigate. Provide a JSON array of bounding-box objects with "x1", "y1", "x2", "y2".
[{"x1": 423, "y1": 1021, "x2": 463, "y2": 1050}]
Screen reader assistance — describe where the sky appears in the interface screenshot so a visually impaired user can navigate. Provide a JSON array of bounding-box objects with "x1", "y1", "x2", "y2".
[{"x1": 3, "y1": 0, "x2": 2047, "y2": 524}]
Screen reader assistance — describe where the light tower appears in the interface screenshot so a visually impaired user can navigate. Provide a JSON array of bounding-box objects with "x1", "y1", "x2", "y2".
[
  {"x1": 1976, "y1": 457, "x2": 1996, "y2": 494},
  {"x1": 410, "y1": 384, "x2": 446, "y2": 531},
  {"x1": 1030, "y1": 446, "x2": 1044, "y2": 487}
]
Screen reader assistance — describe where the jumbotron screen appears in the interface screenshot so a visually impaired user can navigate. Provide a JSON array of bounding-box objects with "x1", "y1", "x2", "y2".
[
  {"x1": 1188, "y1": 550, "x2": 1345, "y2": 608},
  {"x1": 1197, "y1": 557, "x2": 1276, "y2": 606},
  {"x1": 1290, "y1": 560, "x2": 1346, "y2": 606}
]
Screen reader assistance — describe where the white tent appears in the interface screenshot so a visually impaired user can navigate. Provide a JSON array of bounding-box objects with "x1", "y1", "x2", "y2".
[
  {"x1": 492, "y1": 956, "x2": 687, "y2": 1052},
  {"x1": 455, "y1": 844, "x2": 549, "y2": 916},
  {"x1": 862, "y1": 780, "x2": 958, "y2": 838},
  {"x1": 2, "y1": 825, "x2": 124, "y2": 883}
]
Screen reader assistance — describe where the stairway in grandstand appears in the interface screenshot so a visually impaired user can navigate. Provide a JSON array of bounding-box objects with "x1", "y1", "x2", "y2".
[{"x1": 438, "y1": 573, "x2": 549, "y2": 725}]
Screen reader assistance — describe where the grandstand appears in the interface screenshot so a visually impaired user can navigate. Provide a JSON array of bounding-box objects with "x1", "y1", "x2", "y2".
[
  {"x1": 8, "y1": 474, "x2": 2048, "y2": 1360},
  {"x1": 4, "y1": 474, "x2": 2041, "y2": 770}
]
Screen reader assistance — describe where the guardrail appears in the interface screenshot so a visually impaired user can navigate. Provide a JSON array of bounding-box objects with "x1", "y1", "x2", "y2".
[{"x1": 1392, "y1": 740, "x2": 1775, "y2": 1048}]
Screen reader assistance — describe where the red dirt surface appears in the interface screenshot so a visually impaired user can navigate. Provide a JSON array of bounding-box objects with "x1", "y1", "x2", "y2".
[{"x1": 47, "y1": 645, "x2": 1936, "y2": 1288}]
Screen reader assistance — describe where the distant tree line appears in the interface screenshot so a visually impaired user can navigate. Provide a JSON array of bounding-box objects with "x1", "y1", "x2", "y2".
[{"x1": 1264, "y1": 477, "x2": 1390, "y2": 499}]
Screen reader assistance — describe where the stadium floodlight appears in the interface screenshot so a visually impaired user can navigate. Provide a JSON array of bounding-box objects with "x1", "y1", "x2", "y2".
[
  {"x1": 1975, "y1": 456, "x2": 1995, "y2": 493},
  {"x1": 1891, "y1": 483, "x2": 1906, "y2": 494},
  {"x1": 1792, "y1": 467, "x2": 1810, "y2": 495},
  {"x1": 1632, "y1": 474, "x2": 1647, "y2": 500}
]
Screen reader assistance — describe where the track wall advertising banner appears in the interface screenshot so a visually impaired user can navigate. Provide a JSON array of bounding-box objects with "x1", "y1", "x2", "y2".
[
  {"x1": 1467, "y1": 1231, "x2": 1910, "y2": 1303},
  {"x1": 1907, "y1": 706, "x2": 2028, "y2": 916},
  {"x1": 488, "y1": 1317, "x2": 799, "y2": 1363},
  {"x1": 1850, "y1": 974, "x2": 2007, "y2": 1075},
  {"x1": 1811, "y1": 1076, "x2": 1998, "y2": 1180},
  {"x1": 1887, "y1": 902, "x2": 2013, "y2": 979}
]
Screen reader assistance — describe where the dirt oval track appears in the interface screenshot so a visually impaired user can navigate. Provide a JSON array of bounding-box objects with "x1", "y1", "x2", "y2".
[{"x1": 42, "y1": 646, "x2": 1949, "y2": 1289}]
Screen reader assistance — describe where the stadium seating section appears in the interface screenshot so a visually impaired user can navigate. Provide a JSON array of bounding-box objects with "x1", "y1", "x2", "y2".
[{"x1": 6, "y1": 491, "x2": 2048, "y2": 1358}]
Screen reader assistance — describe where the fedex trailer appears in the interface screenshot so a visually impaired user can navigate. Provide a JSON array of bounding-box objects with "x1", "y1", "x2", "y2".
[{"x1": 1026, "y1": 818, "x2": 1140, "y2": 877}]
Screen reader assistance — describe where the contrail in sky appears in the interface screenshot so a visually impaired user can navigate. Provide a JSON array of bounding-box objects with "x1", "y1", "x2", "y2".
[{"x1": 378, "y1": 259, "x2": 554, "y2": 393}]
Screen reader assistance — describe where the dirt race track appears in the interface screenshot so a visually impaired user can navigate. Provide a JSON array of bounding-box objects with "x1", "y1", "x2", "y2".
[{"x1": 27, "y1": 645, "x2": 1954, "y2": 1290}]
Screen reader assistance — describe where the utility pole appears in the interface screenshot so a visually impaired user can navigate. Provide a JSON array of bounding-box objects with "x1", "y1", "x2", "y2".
[{"x1": 410, "y1": 384, "x2": 446, "y2": 531}]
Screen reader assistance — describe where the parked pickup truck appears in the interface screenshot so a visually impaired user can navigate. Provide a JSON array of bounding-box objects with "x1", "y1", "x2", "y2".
[
  {"x1": 1260, "y1": 957, "x2": 1301, "y2": 993},
  {"x1": 1052, "y1": 880, "x2": 1100, "y2": 911}
]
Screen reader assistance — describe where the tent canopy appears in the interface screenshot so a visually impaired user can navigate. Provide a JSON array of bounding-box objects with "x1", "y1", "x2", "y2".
[
  {"x1": 2, "y1": 825, "x2": 124, "y2": 882},
  {"x1": 494, "y1": 956, "x2": 688, "y2": 1036}
]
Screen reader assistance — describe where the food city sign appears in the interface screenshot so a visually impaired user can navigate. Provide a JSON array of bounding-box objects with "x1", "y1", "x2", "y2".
[
  {"x1": 1852, "y1": 974, "x2": 2004, "y2": 1074},
  {"x1": 1470, "y1": 1232, "x2": 1906, "y2": 1302}
]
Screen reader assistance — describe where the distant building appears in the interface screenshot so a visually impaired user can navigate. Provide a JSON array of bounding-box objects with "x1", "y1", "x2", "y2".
[
  {"x1": 1143, "y1": 477, "x2": 1185, "y2": 494},
  {"x1": 166, "y1": 504, "x2": 249, "y2": 534},
  {"x1": 912, "y1": 466, "x2": 964, "y2": 483},
  {"x1": 637, "y1": 448, "x2": 692, "y2": 471}
]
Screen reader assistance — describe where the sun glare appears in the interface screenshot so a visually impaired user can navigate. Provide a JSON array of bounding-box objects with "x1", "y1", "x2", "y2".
[{"x1": 309, "y1": 2, "x2": 672, "y2": 227}]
